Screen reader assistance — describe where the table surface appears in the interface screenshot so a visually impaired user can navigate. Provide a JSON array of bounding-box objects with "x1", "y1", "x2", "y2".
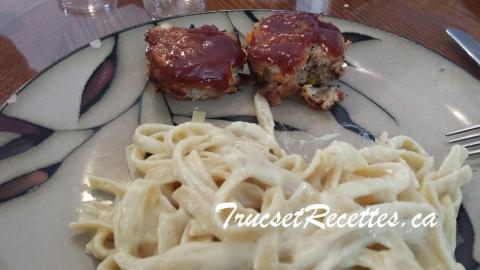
[{"x1": 1, "y1": 0, "x2": 479, "y2": 104}]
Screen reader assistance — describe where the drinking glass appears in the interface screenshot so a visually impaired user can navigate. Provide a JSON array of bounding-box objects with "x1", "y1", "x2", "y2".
[
  {"x1": 143, "y1": 0, "x2": 205, "y2": 19},
  {"x1": 59, "y1": 0, "x2": 117, "y2": 18}
]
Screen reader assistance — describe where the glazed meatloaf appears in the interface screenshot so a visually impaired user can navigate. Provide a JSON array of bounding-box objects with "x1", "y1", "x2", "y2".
[
  {"x1": 145, "y1": 24, "x2": 246, "y2": 100},
  {"x1": 246, "y1": 11, "x2": 347, "y2": 109}
]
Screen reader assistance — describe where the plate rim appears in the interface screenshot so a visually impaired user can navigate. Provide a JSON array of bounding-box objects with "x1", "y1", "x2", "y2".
[
  {"x1": 1, "y1": 9, "x2": 479, "y2": 268},
  {"x1": 1, "y1": 8, "x2": 478, "y2": 111}
]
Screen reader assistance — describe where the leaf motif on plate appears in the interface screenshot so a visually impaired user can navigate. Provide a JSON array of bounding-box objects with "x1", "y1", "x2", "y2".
[
  {"x1": 0, "y1": 163, "x2": 60, "y2": 203},
  {"x1": 226, "y1": 12, "x2": 246, "y2": 39},
  {"x1": 80, "y1": 38, "x2": 117, "y2": 115},
  {"x1": 340, "y1": 80, "x2": 398, "y2": 125},
  {"x1": 243, "y1": 10, "x2": 259, "y2": 23},
  {"x1": 455, "y1": 204, "x2": 480, "y2": 269},
  {"x1": 0, "y1": 37, "x2": 116, "y2": 130},
  {"x1": 330, "y1": 104, "x2": 375, "y2": 140},
  {"x1": 341, "y1": 32, "x2": 379, "y2": 43},
  {"x1": 77, "y1": 24, "x2": 152, "y2": 129},
  {"x1": 343, "y1": 59, "x2": 355, "y2": 67},
  {"x1": 0, "y1": 129, "x2": 93, "y2": 203},
  {"x1": 0, "y1": 114, "x2": 53, "y2": 160}
]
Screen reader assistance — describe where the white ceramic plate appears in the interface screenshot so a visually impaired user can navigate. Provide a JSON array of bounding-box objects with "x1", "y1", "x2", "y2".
[{"x1": 0, "y1": 10, "x2": 479, "y2": 269}]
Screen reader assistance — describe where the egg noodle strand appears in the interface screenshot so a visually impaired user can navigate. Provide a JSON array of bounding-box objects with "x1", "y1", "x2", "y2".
[{"x1": 71, "y1": 94, "x2": 471, "y2": 270}]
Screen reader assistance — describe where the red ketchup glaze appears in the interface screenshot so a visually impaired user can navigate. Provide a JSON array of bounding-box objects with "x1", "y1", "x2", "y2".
[
  {"x1": 247, "y1": 12, "x2": 345, "y2": 74},
  {"x1": 146, "y1": 25, "x2": 246, "y2": 91}
]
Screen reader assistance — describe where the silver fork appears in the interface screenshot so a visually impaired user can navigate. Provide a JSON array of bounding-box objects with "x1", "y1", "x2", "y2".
[{"x1": 446, "y1": 124, "x2": 480, "y2": 156}]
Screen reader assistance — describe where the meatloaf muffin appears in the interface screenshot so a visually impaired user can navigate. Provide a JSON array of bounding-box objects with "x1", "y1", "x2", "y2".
[
  {"x1": 246, "y1": 11, "x2": 347, "y2": 109},
  {"x1": 145, "y1": 24, "x2": 246, "y2": 100}
]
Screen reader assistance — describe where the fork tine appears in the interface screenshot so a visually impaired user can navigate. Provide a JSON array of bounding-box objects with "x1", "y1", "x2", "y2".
[
  {"x1": 446, "y1": 124, "x2": 480, "y2": 136},
  {"x1": 469, "y1": 149, "x2": 480, "y2": 157},
  {"x1": 448, "y1": 132, "x2": 480, "y2": 143},
  {"x1": 464, "y1": 140, "x2": 480, "y2": 148}
]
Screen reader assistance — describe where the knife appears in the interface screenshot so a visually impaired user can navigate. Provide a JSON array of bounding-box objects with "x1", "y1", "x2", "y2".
[{"x1": 446, "y1": 28, "x2": 480, "y2": 66}]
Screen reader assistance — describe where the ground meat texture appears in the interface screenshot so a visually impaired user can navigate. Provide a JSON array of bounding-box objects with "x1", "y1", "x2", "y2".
[
  {"x1": 246, "y1": 11, "x2": 347, "y2": 109},
  {"x1": 301, "y1": 85, "x2": 345, "y2": 110},
  {"x1": 145, "y1": 24, "x2": 246, "y2": 100}
]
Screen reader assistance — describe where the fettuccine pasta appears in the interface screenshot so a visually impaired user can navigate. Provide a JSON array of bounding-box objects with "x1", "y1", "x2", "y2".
[{"x1": 71, "y1": 94, "x2": 471, "y2": 270}]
